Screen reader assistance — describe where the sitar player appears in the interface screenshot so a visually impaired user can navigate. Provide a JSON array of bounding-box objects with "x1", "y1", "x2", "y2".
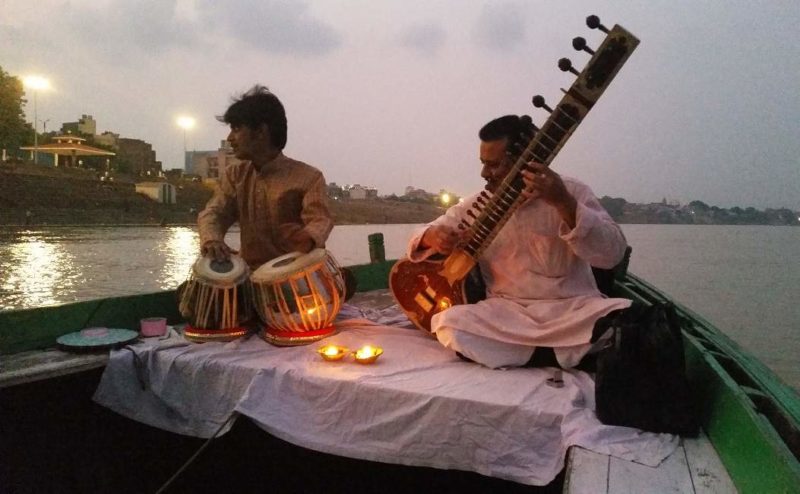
[{"x1": 405, "y1": 115, "x2": 633, "y2": 369}]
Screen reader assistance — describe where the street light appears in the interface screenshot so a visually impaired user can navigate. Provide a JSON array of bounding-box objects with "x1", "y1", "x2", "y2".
[
  {"x1": 176, "y1": 116, "x2": 195, "y2": 172},
  {"x1": 23, "y1": 76, "x2": 51, "y2": 165}
]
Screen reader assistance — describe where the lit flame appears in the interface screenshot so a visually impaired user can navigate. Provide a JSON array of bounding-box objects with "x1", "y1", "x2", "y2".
[{"x1": 438, "y1": 297, "x2": 451, "y2": 309}]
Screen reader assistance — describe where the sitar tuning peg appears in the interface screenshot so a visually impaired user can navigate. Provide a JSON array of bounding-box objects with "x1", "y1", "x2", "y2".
[
  {"x1": 531, "y1": 95, "x2": 553, "y2": 113},
  {"x1": 572, "y1": 37, "x2": 595, "y2": 55},
  {"x1": 586, "y1": 15, "x2": 610, "y2": 34},
  {"x1": 558, "y1": 58, "x2": 579, "y2": 76}
]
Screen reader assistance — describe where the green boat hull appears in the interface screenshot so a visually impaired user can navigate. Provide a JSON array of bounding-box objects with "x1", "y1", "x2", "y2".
[{"x1": 1, "y1": 260, "x2": 798, "y2": 493}]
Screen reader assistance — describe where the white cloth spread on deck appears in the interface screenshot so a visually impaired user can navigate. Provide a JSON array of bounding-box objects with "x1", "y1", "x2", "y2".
[{"x1": 94, "y1": 304, "x2": 677, "y2": 486}]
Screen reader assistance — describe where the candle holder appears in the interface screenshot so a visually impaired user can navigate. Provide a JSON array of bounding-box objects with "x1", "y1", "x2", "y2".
[
  {"x1": 317, "y1": 344, "x2": 349, "y2": 362},
  {"x1": 353, "y1": 345, "x2": 383, "y2": 364}
]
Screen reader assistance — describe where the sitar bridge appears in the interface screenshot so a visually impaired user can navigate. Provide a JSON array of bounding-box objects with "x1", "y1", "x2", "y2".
[{"x1": 413, "y1": 285, "x2": 452, "y2": 314}]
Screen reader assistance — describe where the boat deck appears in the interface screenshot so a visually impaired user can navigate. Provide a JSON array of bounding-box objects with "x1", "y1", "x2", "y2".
[
  {"x1": 353, "y1": 290, "x2": 738, "y2": 493},
  {"x1": 1, "y1": 288, "x2": 739, "y2": 492},
  {"x1": 565, "y1": 438, "x2": 736, "y2": 493}
]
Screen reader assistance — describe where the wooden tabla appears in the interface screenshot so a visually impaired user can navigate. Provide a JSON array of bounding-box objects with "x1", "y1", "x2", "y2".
[
  {"x1": 251, "y1": 249, "x2": 345, "y2": 346},
  {"x1": 178, "y1": 255, "x2": 253, "y2": 343}
]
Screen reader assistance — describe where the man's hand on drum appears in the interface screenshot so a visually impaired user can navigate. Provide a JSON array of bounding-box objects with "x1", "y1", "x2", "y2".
[
  {"x1": 202, "y1": 240, "x2": 237, "y2": 262},
  {"x1": 420, "y1": 225, "x2": 465, "y2": 256},
  {"x1": 279, "y1": 223, "x2": 315, "y2": 253}
]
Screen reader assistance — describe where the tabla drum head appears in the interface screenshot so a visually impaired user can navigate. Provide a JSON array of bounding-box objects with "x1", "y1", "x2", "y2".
[
  {"x1": 192, "y1": 254, "x2": 249, "y2": 284},
  {"x1": 251, "y1": 249, "x2": 327, "y2": 284}
]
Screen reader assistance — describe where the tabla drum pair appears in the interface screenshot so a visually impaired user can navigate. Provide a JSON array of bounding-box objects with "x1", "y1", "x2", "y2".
[{"x1": 179, "y1": 249, "x2": 345, "y2": 345}]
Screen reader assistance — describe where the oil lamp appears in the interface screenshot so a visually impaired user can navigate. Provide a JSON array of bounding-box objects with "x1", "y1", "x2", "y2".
[
  {"x1": 318, "y1": 344, "x2": 349, "y2": 361},
  {"x1": 353, "y1": 345, "x2": 383, "y2": 364}
]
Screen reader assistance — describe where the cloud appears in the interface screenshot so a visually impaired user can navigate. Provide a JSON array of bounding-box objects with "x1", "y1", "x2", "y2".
[
  {"x1": 397, "y1": 22, "x2": 446, "y2": 55},
  {"x1": 11, "y1": 0, "x2": 340, "y2": 63},
  {"x1": 196, "y1": 0, "x2": 342, "y2": 56},
  {"x1": 472, "y1": 2, "x2": 526, "y2": 51},
  {"x1": 20, "y1": 0, "x2": 203, "y2": 63}
]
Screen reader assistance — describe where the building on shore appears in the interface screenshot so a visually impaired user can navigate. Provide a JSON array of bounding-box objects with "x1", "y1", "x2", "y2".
[
  {"x1": 187, "y1": 140, "x2": 240, "y2": 180},
  {"x1": 94, "y1": 131, "x2": 119, "y2": 149},
  {"x1": 117, "y1": 138, "x2": 162, "y2": 176},
  {"x1": 55, "y1": 115, "x2": 162, "y2": 176},
  {"x1": 20, "y1": 135, "x2": 115, "y2": 169},
  {"x1": 135, "y1": 182, "x2": 177, "y2": 204},
  {"x1": 61, "y1": 115, "x2": 97, "y2": 137},
  {"x1": 404, "y1": 186, "x2": 435, "y2": 202},
  {"x1": 343, "y1": 184, "x2": 378, "y2": 200}
]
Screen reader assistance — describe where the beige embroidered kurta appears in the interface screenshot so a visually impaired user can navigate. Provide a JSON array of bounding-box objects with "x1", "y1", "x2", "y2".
[
  {"x1": 198, "y1": 153, "x2": 333, "y2": 269},
  {"x1": 407, "y1": 176, "x2": 632, "y2": 368}
]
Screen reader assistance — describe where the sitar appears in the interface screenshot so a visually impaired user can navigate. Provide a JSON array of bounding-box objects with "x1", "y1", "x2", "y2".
[{"x1": 389, "y1": 15, "x2": 639, "y2": 333}]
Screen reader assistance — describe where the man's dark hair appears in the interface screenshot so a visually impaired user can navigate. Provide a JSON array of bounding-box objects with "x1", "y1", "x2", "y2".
[
  {"x1": 479, "y1": 115, "x2": 528, "y2": 142},
  {"x1": 479, "y1": 115, "x2": 534, "y2": 160},
  {"x1": 218, "y1": 85, "x2": 288, "y2": 149}
]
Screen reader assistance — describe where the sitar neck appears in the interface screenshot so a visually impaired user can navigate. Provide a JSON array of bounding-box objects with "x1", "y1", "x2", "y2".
[{"x1": 459, "y1": 22, "x2": 639, "y2": 262}]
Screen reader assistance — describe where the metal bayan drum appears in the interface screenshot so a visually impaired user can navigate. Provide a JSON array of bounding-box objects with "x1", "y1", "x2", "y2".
[
  {"x1": 179, "y1": 255, "x2": 253, "y2": 343},
  {"x1": 251, "y1": 249, "x2": 345, "y2": 346}
]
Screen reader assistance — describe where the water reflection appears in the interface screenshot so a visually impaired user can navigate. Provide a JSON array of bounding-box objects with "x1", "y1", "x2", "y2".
[
  {"x1": 2, "y1": 235, "x2": 76, "y2": 309},
  {"x1": 158, "y1": 227, "x2": 200, "y2": 290},
  {"x1": 0, "y1": 225, "x2": 409, "y2": 311}
]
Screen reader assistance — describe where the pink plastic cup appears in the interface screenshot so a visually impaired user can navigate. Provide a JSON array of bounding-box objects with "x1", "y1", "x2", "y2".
[{"x1": 140, "y1": 317, "x2": 167, "y2": 337}]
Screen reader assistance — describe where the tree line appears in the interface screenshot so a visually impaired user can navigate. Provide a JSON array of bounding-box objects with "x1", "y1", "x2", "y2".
[
  {"x1": 0, "y1": 66, "x2": 34, "y2": 155},
  {"x1": 599, "y1": 196, "x2": 799, "y2": 226}
]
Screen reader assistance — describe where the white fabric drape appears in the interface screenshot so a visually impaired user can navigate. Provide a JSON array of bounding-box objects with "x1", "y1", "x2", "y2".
[{"x1": 94, "y1": 306, "x2": 676, "y2": 486}]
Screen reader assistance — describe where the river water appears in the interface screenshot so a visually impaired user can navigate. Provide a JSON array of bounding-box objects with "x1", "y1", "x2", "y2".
[{"x1": 1, "y1": 224, "x2": 797, "y2": 391}]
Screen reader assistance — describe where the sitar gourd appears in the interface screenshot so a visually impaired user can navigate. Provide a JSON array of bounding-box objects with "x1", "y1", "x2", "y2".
[{"x1": 390, "y1": 15, "x2": 639, "y2": 334}]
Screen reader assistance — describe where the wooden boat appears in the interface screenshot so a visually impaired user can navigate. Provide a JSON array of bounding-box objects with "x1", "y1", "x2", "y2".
[{"x1": 1, "y1": 241, "x2": 798, "y2": 494}]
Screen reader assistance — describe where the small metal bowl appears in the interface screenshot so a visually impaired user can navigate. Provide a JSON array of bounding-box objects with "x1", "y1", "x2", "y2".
[
  {"x1": 353, "y1": 346, "x2": 383, "y2": 364},
  {"x1": 317, "y1": 345, "x2": 350, "y2": 362}
]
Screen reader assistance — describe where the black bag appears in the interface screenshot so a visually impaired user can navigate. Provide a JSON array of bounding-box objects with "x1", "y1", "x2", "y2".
[{"x1": 595, "y1": 302, "x2": 699, "y2": 436}]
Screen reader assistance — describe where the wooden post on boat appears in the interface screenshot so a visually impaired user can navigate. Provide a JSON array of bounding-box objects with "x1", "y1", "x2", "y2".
[{"x1": 368, "y1": 233, "x2": 385, "y2": 263}]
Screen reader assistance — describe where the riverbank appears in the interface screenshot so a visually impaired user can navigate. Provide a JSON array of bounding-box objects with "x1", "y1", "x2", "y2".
[
  {"x1": 0, "y1": 162, "x2": 443, "y2": 226},
  {"x1": 2, "y1": 162, "x2": 797, "y2": 227},
  {"x1": 0, "y1": 199, "x2": 443, "y2": 227}
]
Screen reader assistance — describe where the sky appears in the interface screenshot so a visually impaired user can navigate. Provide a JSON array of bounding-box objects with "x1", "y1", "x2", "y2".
[{"x1": 3, "y1": 0, "x2": 799, "y2": 210}]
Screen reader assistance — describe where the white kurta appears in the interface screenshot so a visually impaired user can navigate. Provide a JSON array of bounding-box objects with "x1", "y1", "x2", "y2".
[{"x1": 407, "y1": 177, "x2": 632, "y2": 368}]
